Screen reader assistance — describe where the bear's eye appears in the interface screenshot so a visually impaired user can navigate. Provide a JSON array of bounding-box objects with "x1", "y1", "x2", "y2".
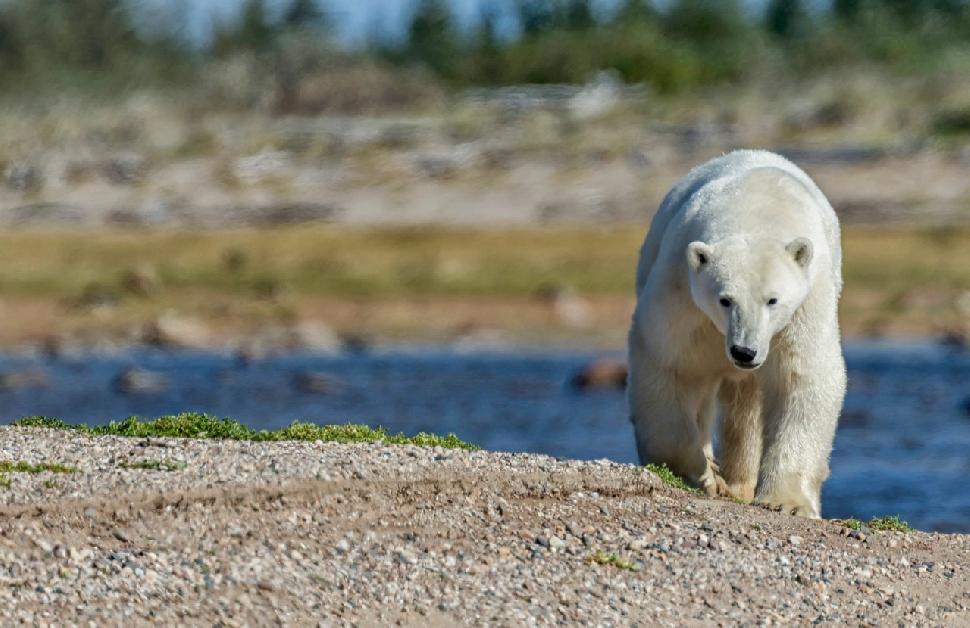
[
  {"x1": 767, "y1": 298, "x2": 778, "y2": 306},
  {"x1": 718, "y1": 297, "x2": 732, "y2": 308}
]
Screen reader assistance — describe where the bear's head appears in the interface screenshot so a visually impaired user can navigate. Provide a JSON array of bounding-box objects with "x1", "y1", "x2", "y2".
[{"x1": 686, "y1": 236, "x2": 812, "y2": 370}]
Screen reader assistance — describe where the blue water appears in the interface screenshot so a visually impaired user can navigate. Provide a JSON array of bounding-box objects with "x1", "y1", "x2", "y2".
[{"x1": 0, "y1": 341, "x2": 966, "y2": 532}]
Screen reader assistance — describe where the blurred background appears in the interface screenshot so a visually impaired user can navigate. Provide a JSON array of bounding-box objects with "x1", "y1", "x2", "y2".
[{"x1": 0, "y1": 0, "x2": 967, "y2": 530}]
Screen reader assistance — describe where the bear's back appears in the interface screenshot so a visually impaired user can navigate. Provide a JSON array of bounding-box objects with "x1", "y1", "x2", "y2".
[{"x1": 636, "y1": 150, "x2": 841, "y2": 296}]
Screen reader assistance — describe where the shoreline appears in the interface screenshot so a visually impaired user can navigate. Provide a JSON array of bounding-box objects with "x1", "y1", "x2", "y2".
[
  {"x1": 0, "y1": 329, "x2": 965, "y2": 358},
  {"x1": 0, "y1": 426, "x2": 964, "y2": 624}
]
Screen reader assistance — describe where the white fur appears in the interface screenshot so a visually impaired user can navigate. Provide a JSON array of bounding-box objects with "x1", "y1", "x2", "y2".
[{"x1": 628, "y1": 150, "x2": 846, "y2": 518}]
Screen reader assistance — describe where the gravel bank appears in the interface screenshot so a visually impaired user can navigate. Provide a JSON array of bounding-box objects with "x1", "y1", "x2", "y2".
[{"x1": 0, "y1": 427, "x2": 966, "y2": 625}]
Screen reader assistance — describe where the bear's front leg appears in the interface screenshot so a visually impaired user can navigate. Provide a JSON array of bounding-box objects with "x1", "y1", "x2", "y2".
[
  {"x1": 755, "y1": 342, "x2": 846, "y2": 518},
  {"x1": 628, "y1": 359, "x2": 727, "y2": 496}
]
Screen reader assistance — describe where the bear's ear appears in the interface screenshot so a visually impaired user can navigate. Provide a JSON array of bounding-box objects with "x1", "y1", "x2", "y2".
[
  {"x1": 786, "y1": 237, "x2": 813, "y2": 269},
  {"x1": 686, "y1": 241, "x2": 713, "y2": 271}
]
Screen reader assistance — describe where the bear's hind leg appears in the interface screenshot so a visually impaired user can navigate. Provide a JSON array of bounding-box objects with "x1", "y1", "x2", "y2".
[{"x1": 717, "y1": 378, "x2": 762, "y2": 502}]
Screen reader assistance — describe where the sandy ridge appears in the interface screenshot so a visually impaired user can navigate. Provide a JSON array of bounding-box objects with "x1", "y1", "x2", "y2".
[{"x1": 0, "y1": 427, "x2": 965, "y2": 625}]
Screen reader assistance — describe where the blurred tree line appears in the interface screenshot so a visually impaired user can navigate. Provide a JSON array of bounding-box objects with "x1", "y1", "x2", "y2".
[
  {"x1": 1, "y1": 0, "x2": 970, "y2": 98},
  {"x1": 406, "y1": 0, "x2": 970, "y2": 91}
]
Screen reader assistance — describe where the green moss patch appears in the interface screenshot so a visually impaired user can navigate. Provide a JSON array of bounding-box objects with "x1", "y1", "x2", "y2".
[
  {"x1": 837, "y1": 517, "x2": 865, "y2": 531},
  {"x1": 13, "y1": 413, "x2": 478, "y2": 450},
  {"x1": 0, "y1": 460, "x2": 77, "y2": 487},
  {"x1": 836, "y1": 515, "x2": 914, "y2": 533},
  {"x1": 0, "y1": 461, "x2": 76, "y2": 474},
  {"x1": 868, "y1": 515, "x2": 914, "y2": 533},
  {"x1": 589, "y1": 551, "x2": 640, "y2": 572},
  {"x1": 644, "y1": 463, "x2": 699, "y2": 493},
  {"x1": 119, "y1": 459, "x2": 188, "y2": 472}
]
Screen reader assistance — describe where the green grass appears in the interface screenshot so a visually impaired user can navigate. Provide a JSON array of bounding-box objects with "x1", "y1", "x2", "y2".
[
  {"x1": 0, "y1": 461, "x2": 76, "y2": 474},
  {"x1": 589, "y1": 551, "x2": 640, "y2": 572},
  {"x1": 0, "y1": 227, "x2": 962, "y2": 300},
  {"x1": 13, "y1": 413, "x2": 479, "y2": 450},
  {"x1": 0, "y1": 226, "x2": 962, "y2": 342},
  {"x1": 868, "y1": 515, "x2": 914, "y2": 533},
  {"x1": 645, "y1": 463, "x2": 699, "y2": 493},
  {"x1": 836, "y1": 515, "x2": 914, "y2": 533},
  {"x1": 0, "y1": 460, "x2": 77, "y2": 488},
  {"x1": 119, "y1": 459, "x2": 188, "y2": 472}
]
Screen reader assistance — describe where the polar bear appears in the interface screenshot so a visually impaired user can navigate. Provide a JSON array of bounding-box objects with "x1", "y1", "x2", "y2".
[{"x1": 628, "y1": 150, "x2": 846, "y2": 518}]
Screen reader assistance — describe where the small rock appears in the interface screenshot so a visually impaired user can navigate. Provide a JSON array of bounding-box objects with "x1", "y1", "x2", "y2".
[
  {"x1": 535, "y1": 536, "x2": 550, "y2": 549},
  {"x1": 940, "y1": 329, "x2": 967, "y2": 350},
  {"x1": 536, "y1": 284, "x2": 592, "y2": 328},
  {"x1": 223, "y1": 248, "x2": 248, "y2": 273},
  {"x1": 289, "y1": 320, "x2": 341, "y2": 352},
  {"x1": 112, "y1": 528, "x2": 132, "y2": 543},
  {"x1": 4, "y1": 163, "x2": 43, "y2": 192},
  {"x1": 396, "y1": 548, "x2": 418, "y2": 565},
  {"x1": 103, "y1": 154, "x2": 148, "y2": 185},
  {"x1": 121, "y1": 265, "x2": 159, "y2": 298},
  {"x1": 233, "y1": 151, "x2": 291, "y2": 184},
  {"x1": 334, "y1": 539, "x2": 350, "y2": 554},
  {"x1": 114, "y1": 368, "x2": 169, "y2": 395},
  {"x1": 0, "y1": 368, "x2": 48, "y2": 391},
  {"x1": 249, "y1": 203, "x2": 340, "y2": 227},
  {"x1": 628, "y1": 539, "x2": 648, "y2": 551},
  {"x1": 292, "y1": 371, "x2": 342, "y2": 395},
  {"x1": 239, "y1": 321, "x2": 341, "y2": 359},
  {"x1": 570, "y1": 359, "x2": 627, "y2": 391},
  {"x1": 341, "y1": 333, "x2": 371, "y2": 354},
  {"x1": 142, "y1": 313, "x2": 214, "y2": 349},
  {"x1": 568, "y1": 71, "x2": 624, "y2": 120},
  {"x1": 788, "y1": 535, "x2": 803, "y2": 546},
  {"x1": 34, "y1": 538, "x2": 54, "y2": 553},
  {"x1": 548, "y1": 536, "x2": 567, "y2": 551},
  {"x1": 75, "y1": 283, "x2": 121, "y2": 309}
]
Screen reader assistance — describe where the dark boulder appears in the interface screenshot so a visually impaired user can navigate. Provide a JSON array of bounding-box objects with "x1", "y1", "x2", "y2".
[{"x1": 570, "y1": 359, "x2": 627, "y2": 391}]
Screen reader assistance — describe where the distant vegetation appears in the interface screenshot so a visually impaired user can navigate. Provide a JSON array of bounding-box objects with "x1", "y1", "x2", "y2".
[
  {"x1": 0, "y1": 227, "x2": 962, "y2": 341},
  {"x1": 1, "y1": 0, "x2": 970, "y2": 103}
]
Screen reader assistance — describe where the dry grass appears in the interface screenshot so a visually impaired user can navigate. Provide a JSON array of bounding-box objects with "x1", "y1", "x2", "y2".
[{"x1": 0, "y1": 226, "x2": 963, "y2": 346}]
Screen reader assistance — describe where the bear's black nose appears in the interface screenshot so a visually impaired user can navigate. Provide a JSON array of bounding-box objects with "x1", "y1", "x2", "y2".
[{"x1": 730, "y1": 345, "x2": 757, "y2": 363}]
